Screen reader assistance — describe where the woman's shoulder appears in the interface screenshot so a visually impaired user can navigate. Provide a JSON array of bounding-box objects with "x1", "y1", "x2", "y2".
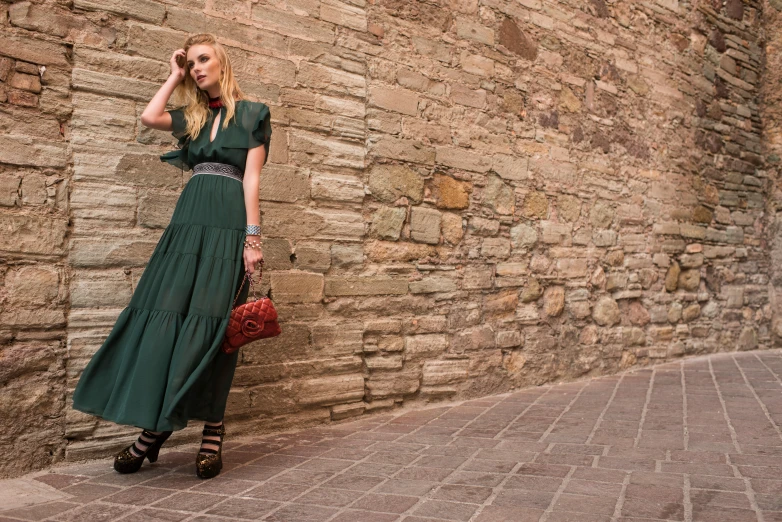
[{"x1": 236, "y1": 99, "x2": 270, "y2": 112}]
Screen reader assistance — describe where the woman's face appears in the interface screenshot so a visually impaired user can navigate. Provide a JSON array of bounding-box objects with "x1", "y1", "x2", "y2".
[{"x1": 186, "y1": 44, "x2": 222, "y2": 93}]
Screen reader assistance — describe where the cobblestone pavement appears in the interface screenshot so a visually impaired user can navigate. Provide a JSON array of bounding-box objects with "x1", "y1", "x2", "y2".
[{"x1": 2, "y1": 350, "x2": 782, "y2": 522}]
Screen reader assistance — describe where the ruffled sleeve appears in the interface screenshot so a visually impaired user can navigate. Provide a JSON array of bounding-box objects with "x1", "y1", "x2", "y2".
[
  {"x1": 221, "y1": 102, "x2": 272, "y2": 166},
  {"x1": 160, "y1": 108, "x2": 192, "y2": 170}
]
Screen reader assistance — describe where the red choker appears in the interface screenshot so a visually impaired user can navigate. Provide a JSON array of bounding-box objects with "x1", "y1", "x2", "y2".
[{"x1": 208, "y1": 97, "x2": 223, "y2": 109}]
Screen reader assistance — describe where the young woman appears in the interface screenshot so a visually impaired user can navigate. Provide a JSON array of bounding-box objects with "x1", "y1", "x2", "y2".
[{"x1": 71, "y1": 33, "x2": 271, "y2": 479}]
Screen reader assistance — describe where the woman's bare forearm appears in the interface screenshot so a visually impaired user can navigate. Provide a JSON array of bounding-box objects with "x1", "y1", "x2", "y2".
[{"x1": 140, "y1": 74, "x2": 181, "y2": 130}]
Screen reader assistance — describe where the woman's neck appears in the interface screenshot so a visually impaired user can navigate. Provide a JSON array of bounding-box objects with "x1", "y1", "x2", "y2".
[{"x1": 208, "y1": 95, "x2": 223, "y2": 109}]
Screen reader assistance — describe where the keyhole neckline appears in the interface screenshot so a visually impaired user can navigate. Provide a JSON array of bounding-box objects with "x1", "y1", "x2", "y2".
[{"x1": 209, "y1": 108, "x2": 222, "y2": 144}]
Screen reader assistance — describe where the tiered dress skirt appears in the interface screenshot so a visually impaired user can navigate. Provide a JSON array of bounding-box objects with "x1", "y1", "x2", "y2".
[{"x1": 72, "y1": 173, "x2": 250, "y2": 431}]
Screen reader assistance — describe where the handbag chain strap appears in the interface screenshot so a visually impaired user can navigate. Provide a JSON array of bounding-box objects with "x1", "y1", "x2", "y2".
[{"x1": 232, "y1": 260, "x2": 264, "y2": 307}]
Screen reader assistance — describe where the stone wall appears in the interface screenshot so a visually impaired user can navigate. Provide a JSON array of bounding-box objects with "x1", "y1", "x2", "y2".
[
  {"x1": 765, "y1": 0, "x2": 782, "y2": 340},
  {"x1": 0, "y1": 0, "x2": 776, "y2": 478}
]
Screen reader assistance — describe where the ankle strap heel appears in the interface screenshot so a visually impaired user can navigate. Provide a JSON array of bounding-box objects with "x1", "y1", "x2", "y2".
[{"x1": 196, "y1": 424, "x2": 225, "y2": 479}]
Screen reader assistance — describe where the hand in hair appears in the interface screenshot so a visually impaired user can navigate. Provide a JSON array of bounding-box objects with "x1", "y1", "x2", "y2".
[{"x1": 170, "y1": 49, "x2": 187, "y2": 83}]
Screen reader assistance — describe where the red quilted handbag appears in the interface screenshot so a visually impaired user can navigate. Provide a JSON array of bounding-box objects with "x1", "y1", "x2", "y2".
[{"x1": 222, "y1": 265, "x2": 281, "y2": 354}]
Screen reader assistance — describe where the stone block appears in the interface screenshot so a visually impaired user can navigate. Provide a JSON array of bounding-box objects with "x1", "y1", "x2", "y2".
[
  {"x1": 9, "y1": 73, "x2": 41, "y2": 94},
  {"x1": 405, "y1": 334, "x2": 448, "y2": 360},
  {"x1": 0, "y1": 212, "x2": 67, "y2": 256},
  {"x1": 665, "y1": 262, "x2": 681, "y2": 292},
  {"x1": 70, "y1": 270, "x2": 131, "y2": 308},
  {"x1": 372, "y1": 136, "x2": 435, "y2": 164},
  {"x1": 594, "y1": 230, "x2": 617, "y2": 247},
  {"x1": 450, "y1": 83, "x2": 487, "y2": 109},
  {"x1": 138, "y1": 192, "x2": 177, "y2": 229},
  {"x1": 497, "y1": 330, "x2": 523, "y2": 348},
  {"x1": 365, "y1": 241, "x2": 435, "y2": 263},
  {"x1": 521, "y1": 191, "x2": 548, "y2": 219},
  {"x1": 556, "y1": 259, "x2": 588, "y2": 278},
  {"x1": 541, "y1": 221, "x2": 571, "y2": 244},
  {"x1": 270, "y1": 271, "x2": 324, "y2": 303},
  {"x1": 422, "y1": 360, "x2": 469, "y2": 386},
  {"x1": 310, "y1": 172, "x2": 363, "y2": 203},
  {"x1": 409, "y1": 276, "x2": 458, "y2": 294},
  {"x1": 325, "y1": 276, "x2": 408, "y2": 296},
  {"x1": 461, "y1": 52, "x2": 494, "y2": 77},
  {"x1": 492, "y1": 153, "x2": 529, "y2": 181},
  {"x1": 441, "y1": 213, "x2": 464, "y2": 245},
  {"x1": 331, "y1": 402, "x2": 365, "y2": 421},
  {"x1": 510, "y1": 223, "x2": 537, "y2": 249},
  {"x1": 260, "y1": 166, "x2": 310, "y2": 203},
  {"x1": 469, "y1": 217, "x2": 500, "y2": 236},
  {"x1": 369, "y1": 85, "x2": 419, "y2": 115},
  {"x1": 370, "y1": 206, "x2": 406, "y2": 240},
  {"x1": 311, "y1": 325, "x2": 363, "y2": 357},
  {"x1": 481, "y1": 238, "x2": 511, "y2": 259},
  {"x1": 110, "y1": 153, "x2": 182, "y2": 189},
  {"x1": 455, "y1": 17, "x2": 494, "y2": 45},
  {"x1": 293, "y1": 241, "x2": 331, "y2": 273},
  {"x1": 72, "y1": 68, "x2": 159, "y2": 102},
  {"x1": 680, "y1": 224, "x2": 706, "y2": 239},
  {"x1": 365, "y1": 353, "x2": 404, "y2": 371},
  {"x1": 296, "y1": 374, "x2": 365, "y2": 406},
  {"x1": 435, "y1": 146, "x2": 492, "y2": 173},
  {"x1": 262, "y1": 204, "x2": 364, "y2": 240},
  {"x1": 678, "y1": 269, "x2": 700, "y2": 291},
  {"x1": 70, "y1": 239, "x2": 157, "y2": 268},
  {"x1": 331, "y1": 244, "x2": 363, "y2": 267},
  {"x1": 590, "y1": 200, "x2": 614, "y2": 228},
  {"x1": 543, "y1": 286, "x2": 565, "y2": 317},
  {"x1": 451, "y1": 325, "x2": 495, "y2": 352},
  {"x1": 3, "y1": 266, "x2": 59, "y2": 307},
  {"x1": 462, "y1": 267, "x2": 493, "y2": 290},
  {"x1": 0, "y1": 135, "x2": 67, "y2": 168},
  {"x1": 432, "y1": 173, "x2": 471, "y2": 209},
  {"x1": 483, "y1": 174, "x2": 514, "y2": 215},
  {"x1": 259, "y1": 239, "x2": 293, "y2": 271},
  {"x1": 290, "y1": 129, "x2": 365, "y2": 169},
  {"x1": 0, "y1": 173, "x2": 21, "y2": 207},
  {"x1": 682, "y1": 304, "x2": 700, "y2": 322},
  {"x1": 410, "y1": 207, "x2": 442, "y2": 244},
  {"x1": 593, "y1": 296, "x2": 620, "y2": 326},
  {"x1": 368, "y1": 164, "x2": 424, "y2": 204},
  {"x1": 70, "y1": 184, "x2": 136, "y2": 224},
  {"x1": 496, "y1": 262, "x2": 527, "y2": 277},
  {"x1": 0, "y1": 34, "x2": 69, "y2": 67},
  {"x1": 365, "y1": 369, "x2": 421, "y2": 399},
  {"x1": 19, "y1": 173, "x2": 46, "y2": 206},
  {"x1": 521, "y1": 278, "x2": 543, "y2": 303},
  {"x1": 296, "y1": 61, "x2": 367, "y2": 97},
  {"x1": 74, "y1": 0, "x2": 165, "y2": 22},
  {"x1": 320, "y1": 0, "x2": 367, "y2": 31}
]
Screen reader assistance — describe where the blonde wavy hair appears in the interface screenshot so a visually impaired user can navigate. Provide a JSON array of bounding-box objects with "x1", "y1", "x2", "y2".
[{"x1": 174, "y1": 34, "x2": 244, "y2": 140}]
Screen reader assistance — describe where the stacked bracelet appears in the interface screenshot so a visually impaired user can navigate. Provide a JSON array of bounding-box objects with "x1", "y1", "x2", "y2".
[
  {"x1": 244, "y1": 238, "x2": 262, "y2": 250},
  {"x1": 246, "y1": 224, "x2": 261, "y2": 235}
]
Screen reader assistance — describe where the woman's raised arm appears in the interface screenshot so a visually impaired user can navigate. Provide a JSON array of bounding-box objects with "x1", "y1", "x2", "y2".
[{"x1": 140, "y1": 49, "x2": 187, "y2": 131}]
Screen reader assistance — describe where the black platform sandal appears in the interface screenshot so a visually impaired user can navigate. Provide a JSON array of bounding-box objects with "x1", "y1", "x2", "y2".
[
  {"x1": 114, "y1": 430, "x2": 173, "y2": 474},
  {"x1": 195, "y1": 423, "x2": 225, "y2": 479}
]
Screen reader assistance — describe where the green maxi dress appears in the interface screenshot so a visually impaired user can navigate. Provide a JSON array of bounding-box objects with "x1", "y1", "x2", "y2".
[{"x1": 72, "y1": 100, "x2": 272, "y2": 432}]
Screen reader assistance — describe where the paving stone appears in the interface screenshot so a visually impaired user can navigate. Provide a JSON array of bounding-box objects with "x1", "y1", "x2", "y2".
[
  {"x1": 119, "y1": 508, "x2": 190, "y2": 522},
  {"x1": 204, "y1": 497, "x2": 280, "y2": 519},
  {"x1": 150, "y1": 492, "x2": 226, "y2": 512},
  {"x1": 263, "y1": 503, "x2": 338, "y2": 522},
  {"x1": 350, "y1": 493, "x2": 420, "y2": 513},
  {"x1": 411, "y1": 499, "x2": 479, "y2": 521},
  {"x1": 295, "y1": 487, "x2": 364, "y2": 507},
  {"x1": 0, "y1": 501, "x2": 80, "y2": 521}
]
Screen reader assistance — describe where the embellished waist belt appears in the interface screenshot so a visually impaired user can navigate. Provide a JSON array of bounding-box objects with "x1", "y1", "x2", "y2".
[{"x1": 192, "y1": 162, "x2": 243, "y2": 182}]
